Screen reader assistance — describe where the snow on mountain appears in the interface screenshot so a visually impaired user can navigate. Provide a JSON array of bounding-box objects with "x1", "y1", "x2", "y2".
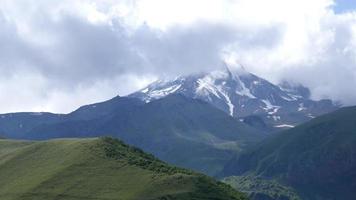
[{"x1": 129, "y1": 65, "x2": 338, "y2": 131}]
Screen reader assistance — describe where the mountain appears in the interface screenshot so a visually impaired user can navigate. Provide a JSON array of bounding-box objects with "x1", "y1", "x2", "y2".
[
  {"x1": 1, "y1": 94, "x2": 264, "y2": 176},
  {"x1": 0, "y1": 112, "x2": 63, "y2": 139},
  {"x1": 221, "y1": 106, "x2": 356, "y2": 200},
  {"x1": 130, "y1": 65, "x2": 338, "y2": 132},
  {"x1": 67, "y1": 95, "x2": 144, "y2": 121},
  {"x1": 0, "y1": 137, "x2": 248, "y2": 200},
  {"x1": 0, "y1": 96, "x2": 143, "y2": 139}
]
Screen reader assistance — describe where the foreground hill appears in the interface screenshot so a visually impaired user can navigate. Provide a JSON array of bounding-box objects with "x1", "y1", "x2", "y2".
[
  {"x1": 221, "y1": 106, "x2": 356, "y2": 200},
  {"x1": 0, "y1": 137, "x2": 247, "y2": 200},
  {"x1": 1, "y1": 94, "x2": 264, "y2": 176}
]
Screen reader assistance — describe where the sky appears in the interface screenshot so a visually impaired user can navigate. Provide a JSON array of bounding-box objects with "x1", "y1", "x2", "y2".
[
  {"x1": 0, "y1": 0, "x2": 356, "y2": 113},
  {"x1": 334, "y1": 0, "x2": 356, "y2": 13}
]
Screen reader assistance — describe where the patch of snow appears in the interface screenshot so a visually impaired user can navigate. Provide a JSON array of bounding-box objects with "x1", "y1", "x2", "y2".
[
  {"x1": 281, "y1": 95, "x2": 297, "y2": 101},
  {"x1": 219, "y1": 91, "x2": 234, "y2": 116},
  {"x1": 274, "y1": 124, "x2": 295, "y2": 128},
  {"x1": 234, "y1": 76, "x2": 256, "y2": 99},
  {"x1": 268, "y1": 107, "x2": 280, "y2": 115},
  {"x1": 261, "y1": 99, "x2": 281, "y2": 115},
  {"x1": 262, "y1": 99, "x2": 274, "y2": 110},
  {"x1": 148, "y1": 84, "x2": 182, "y2": 99},
  {"x1": 236, "y1": 87, "x2": 256, "y2": 99},
  {"x1": 307, "y1": 113, "x2": 315, "y2": 118},
  {"x1": 289, "y1": 94, "x2": 303, "y2": 100},
  {"x1": 169, "y1": 85, "x2": 182, "y2": 93},
  {"x1": 272, "y1": 115, "x2": 281, "y2": 121},
  {"x1": 196, "y1": 77, "x2": 221, "y2": 99},
  {"x1": 279, "y1": 86, "x2": 304, "y2": 100},
  {"x1": 298, "y1": 103, "x2": 306, "y2": 111},
  {"x1": 141, "y1": 88, "x2": 149, "y2": 93}
]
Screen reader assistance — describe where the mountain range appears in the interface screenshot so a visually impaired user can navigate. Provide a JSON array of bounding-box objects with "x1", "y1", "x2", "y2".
[
  {"x1": 0, "y1": 94, "x2": 264, "y2": 176},
  {"x1": 0, "y1": 66, "x2": 351, "y2": 200},
  {"x1": 130, "y1": 65, "x2": 338, "y2": 132},
  {"x1": 0, "y1": 67, "x2": 341, "y2": 177}
]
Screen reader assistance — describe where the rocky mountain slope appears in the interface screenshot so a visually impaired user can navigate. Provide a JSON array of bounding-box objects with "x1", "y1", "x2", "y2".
[{"x1": 130, "y1": 65, "x2": 338, "y2": 131}]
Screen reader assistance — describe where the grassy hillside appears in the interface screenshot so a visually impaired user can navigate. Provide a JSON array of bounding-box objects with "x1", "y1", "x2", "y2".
[
  {"x1": 221, "y1": 106, "x2": 356, "y2": 200},
  {"x1": 0, "y1": 137, "x2": 248, "y2": 200},
  {"x1": 20, "y1": 94, "x2": 264, "y2": 176}
]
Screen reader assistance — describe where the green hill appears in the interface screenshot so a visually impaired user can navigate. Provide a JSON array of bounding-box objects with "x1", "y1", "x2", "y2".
[
  {"x1": 18, "y1": 94, "x2": 264, "y2": 176},
  {"x1": 221, "y1": 106, "x2": 356, "y2": 200},
  {"x1": 0, "y1": 137, "x2": 247, "y2": 200}
]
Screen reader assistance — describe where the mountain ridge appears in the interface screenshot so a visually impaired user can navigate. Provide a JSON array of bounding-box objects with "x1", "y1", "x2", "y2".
[
  {"x1": 130, "y1": 66, "x2": 338, "y2": 131},
  {"x1": 221, "y1": 106, "x2": 356, "y2": 200},
  {"x1": 0, "y1": 94, "x2": 265, "y2": 176}
]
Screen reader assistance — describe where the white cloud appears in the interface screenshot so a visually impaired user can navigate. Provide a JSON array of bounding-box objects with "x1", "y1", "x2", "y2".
[{"x1": 0, "y1": 0, "x2": 356, "y2": 112}]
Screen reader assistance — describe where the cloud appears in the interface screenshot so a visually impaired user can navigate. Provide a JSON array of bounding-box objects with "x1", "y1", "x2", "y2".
[
  {"x1": 229, "y1": 6, "x2": 356, "y2": 105},
  {"x1": 131, "y1": 23, "x2": 283, "y2": 76},
  {"x1": 0, "y1": 0, "x2": 355, "y2": 112}
]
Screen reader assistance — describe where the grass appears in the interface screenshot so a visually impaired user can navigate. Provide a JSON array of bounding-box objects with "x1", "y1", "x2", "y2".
[{"x1": 0, "y1": 137, "x2": 247, "y2": 200}]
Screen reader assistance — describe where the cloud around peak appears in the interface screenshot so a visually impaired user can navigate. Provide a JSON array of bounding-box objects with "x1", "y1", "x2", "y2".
[{"x1": 0, "y1": 0, "x2": 355, "y2": 112}]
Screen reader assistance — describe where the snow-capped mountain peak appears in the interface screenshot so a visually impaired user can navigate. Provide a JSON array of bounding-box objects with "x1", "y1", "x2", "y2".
[{"x1": 129, "y1": 66, "x2": 338, "y2": 131}]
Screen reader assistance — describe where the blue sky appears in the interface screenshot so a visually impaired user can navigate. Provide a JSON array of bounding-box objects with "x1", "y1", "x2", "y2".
[{"x1": 334, "y1": 0, "x2": 356, "y2": 13}]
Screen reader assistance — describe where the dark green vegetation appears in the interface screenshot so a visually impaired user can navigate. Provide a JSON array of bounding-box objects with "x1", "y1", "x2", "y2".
[
  {"x1": 222, "y1": 106, "x2": 356, "y2": 200},
  {"x1": 0, "y1": 137, "x2": 248, "y2": 200},
  {"x1": 223, "y1": 176, "x2": 300, "y2": 200},
  {"x1": 0, "y1": 94, "x2": 264, "y2": 176}
]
